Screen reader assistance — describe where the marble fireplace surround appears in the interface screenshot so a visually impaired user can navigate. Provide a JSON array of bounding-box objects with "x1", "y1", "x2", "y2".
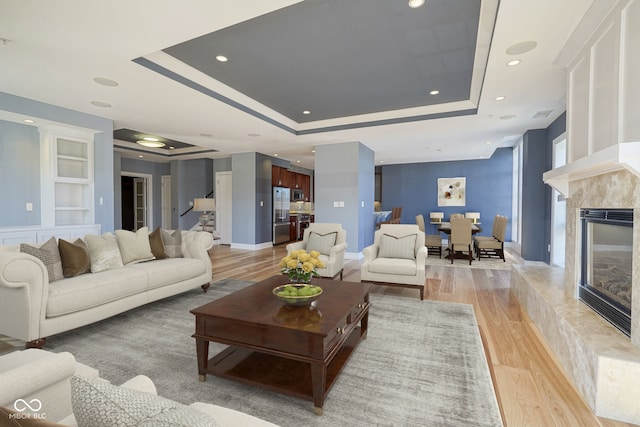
[{"x1": 511, "y1": 169, "x2": 640, "y2": 424}]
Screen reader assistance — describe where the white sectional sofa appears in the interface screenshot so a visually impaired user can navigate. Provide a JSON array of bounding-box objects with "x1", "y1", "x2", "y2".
[
  {"x1": 0, "y1": 229, "x2": 213, "y2": 348},
  {"x1": 0, "y1": 349, "x2": 279, "y2": 426}
]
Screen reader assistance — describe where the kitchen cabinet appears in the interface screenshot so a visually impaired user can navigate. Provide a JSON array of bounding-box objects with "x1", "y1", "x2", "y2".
[
  {"x1": 272, "y1": 165, "x2": 291, "y2": 187},
  {"x1": 301, "y1": 174, "x2": 311, "y2": 201}
]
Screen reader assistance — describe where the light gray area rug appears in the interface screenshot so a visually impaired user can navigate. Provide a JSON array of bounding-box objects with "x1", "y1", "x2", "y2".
[
  {"x1": 45, "y1": 279, "x2": 503, "y2": 427},
  {"x1": 426, "y1": 247, "x2": 515, "y2": 270}
]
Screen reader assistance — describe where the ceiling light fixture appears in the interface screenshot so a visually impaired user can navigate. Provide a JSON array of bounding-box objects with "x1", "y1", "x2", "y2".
[
  {"x1": 506, "y1": 41, "x2": 537, "y2": 55},
  {"x1": 23, "y1": 119, "x2": 35, "y2": 123},
  {"x1": 93, "y1": 77, "x2": 118, "y2": 87},
  {"x1": 169, "y1": 146, "x2": 175, "y2": 150},
  {"x1": 429, "y1": 90, "x2": 440, "y2": 95},
  {"x1": 136, "y1": 140, "x2": 165, "y2": 148},
  {"x1": 486, "y1": 141, "x2": 493, "y2": 145},
  {"x1": 495, "y1": 96, "x2": 505, "y2": 101},
  {"x1": 507, "y1": 59, "x2": 521, "y2": 66},
  {"x1": 91, "y1": 101, "x2": 111, "y2": 108},
  {"x1": 408, "y1": 0, "x2": 425, "y2": 8},
  {"x1": 216, "y1": 55, "x2": 228, "y2": 62},
  {"x1": 303, "y1": 110, "x2": 310, "y2": 115}
]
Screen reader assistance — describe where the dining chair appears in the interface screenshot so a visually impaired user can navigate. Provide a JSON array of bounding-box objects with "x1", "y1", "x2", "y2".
[
  {"x1": 448, "y1": 218, "x2": 473, "y2": 265},
  {"x1": 416, "y1": 214, "x2": 442, "y2": 258},
  {"x1": 378, "y1": 206, "x2": 403, "y2": 227},
  {"x1": 475, "y1": 215, "x2": 507, "y2": 261}
]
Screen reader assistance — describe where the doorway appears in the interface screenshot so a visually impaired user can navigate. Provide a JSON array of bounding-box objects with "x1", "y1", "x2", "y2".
[
  {"x1": 216, "y1": 171, "x2": 232, "y2": 245},
  {"x1": 121, "y1": 172, "x2": 153, "y2": 231}
]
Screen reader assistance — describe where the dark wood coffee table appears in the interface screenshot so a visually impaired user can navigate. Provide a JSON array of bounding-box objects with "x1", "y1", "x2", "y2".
[{"x1": 191, "y1": 275, "x2": 372, "y2": 415}]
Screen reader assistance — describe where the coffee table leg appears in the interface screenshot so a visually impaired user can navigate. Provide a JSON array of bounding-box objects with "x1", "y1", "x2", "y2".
[
  {"x1": 196, "y1": 337, "x2": 209, "y2": 382},
  {"x1": 310, "y1": 363, "x2": 327, "y2": 415}
]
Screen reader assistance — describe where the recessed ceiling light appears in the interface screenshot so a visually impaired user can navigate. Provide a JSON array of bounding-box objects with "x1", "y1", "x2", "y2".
[
  {"x1": 91, "y1": 101, "x2": 111, "y2": 108},
  {"x1": 312, "y1": 149, "x2": 315, "y2": 153},
  {"x1": 23, "y1": 119, "x2": 34, "y2": 123},
  {"x1": 216, "y1": 55, "x2": 228, "y2": 62},
  {"x1": 169, "y1": 146, "x2": 175, "y2": 150},
  {"x1": 93, "y1": 77, "x2": 118, "y2": 87},
  {"x1": 507, "y1": 59, "x2": 521, "y2": 66},
  {"x1": 486, "y1": 141, "x2": 493, "y2": 145},
  {"x1": 142, "y1": 137, "x2": 159, "y2": 142},
  {"x1": 429, "y1": 90, "x2": 440, "y2": 95},
  {"x1": 274, "y1": 154, "x2": 278, "y2": 157},
  {"x1": 408, "y1": 0, "x2": 425, "y2": 8},
  {"x1": 495, "y1": 96, "x2": 505, "y2": 101},
  {"x1": 506, "y1": 41, "x2": 537, "y2": 55},
  {"x1": 380, "y1": 160, "x2": 384, "y2": 164},
  {"x1": 136, "y1": 140, "x2": 165, "y2": 148},
  {"x1": 303, "y1": 110, "x2": 311, "y2": 115},
  {"x1": 138, "y1": 155, "x2": 143, "y2": 158},
  {"x1": 296, "y1": 160, "x2": 301, "y2": 163}
]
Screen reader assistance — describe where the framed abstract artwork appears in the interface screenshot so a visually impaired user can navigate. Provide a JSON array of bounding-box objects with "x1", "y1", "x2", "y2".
[{"x1": 437, "y1": 177, "x2": 466, "y2": 206}]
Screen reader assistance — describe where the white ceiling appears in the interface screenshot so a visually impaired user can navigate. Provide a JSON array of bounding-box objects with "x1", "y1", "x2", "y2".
[{"x1": 0, "y1": 0, "x2": 594, "y2": 168}]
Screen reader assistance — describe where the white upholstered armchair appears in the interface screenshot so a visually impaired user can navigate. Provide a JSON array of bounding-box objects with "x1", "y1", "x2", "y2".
[
  {"x1": 285, "y1": 223, "x2": 347, "y2": 279},
  {"x1": 360, "y1": 224, "x2": 428, "y2": 300}
]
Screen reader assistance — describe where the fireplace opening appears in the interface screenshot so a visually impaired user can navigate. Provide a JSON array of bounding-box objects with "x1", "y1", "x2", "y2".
[{"x1": 579, "y1": 208, "x2": 633, "y2": 336}]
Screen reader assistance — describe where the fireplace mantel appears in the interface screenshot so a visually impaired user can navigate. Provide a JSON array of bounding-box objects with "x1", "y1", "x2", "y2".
[{"x1": 543, "y1": 141, "x2": 640, "y2": 197}]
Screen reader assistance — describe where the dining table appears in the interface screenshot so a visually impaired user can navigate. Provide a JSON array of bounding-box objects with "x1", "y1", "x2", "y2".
[{"x1": 437, "y1": 222, "x2": 481, "y2": 260}]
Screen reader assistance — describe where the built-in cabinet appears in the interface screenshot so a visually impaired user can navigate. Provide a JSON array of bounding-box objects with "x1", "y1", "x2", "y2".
[
  {"x1": 0, "y1": 224, "x2": 102, "y2": 245},
  {"x1": 40, "y1": 126, "x2": 96, "y2": 227}
]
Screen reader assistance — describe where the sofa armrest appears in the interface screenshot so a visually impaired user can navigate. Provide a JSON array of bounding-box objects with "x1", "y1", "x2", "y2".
[
  {"x1": 416, "y1": 246, "x2": 428, "y2": 265},
  {"x1": 285, "y1": 241, "x2": 305, "y2": 254},
  {"x1": 180, "y1": 231, "x2": 214, "y2": 280},
  {"x1": 362, "y1": 244, "x2": 378, "y2": 262},
  {"x1": 0, "y1": 350, "x2": 76, "y2": 422},
  {"x1": 0, "y1": 251, "x2": 49, "y2": 342},
  {"x1": 119, "y1": 375, "x2": 158, "y2": 396}
]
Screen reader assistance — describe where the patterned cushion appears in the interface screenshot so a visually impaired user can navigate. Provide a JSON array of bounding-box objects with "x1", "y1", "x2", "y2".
[
  {"x1": 115, "y1": 227, "x2": 155, "y2": 265},
  {"x1": 306, "y1": 232, "x2": 337, "y2": 256},
  {"x1": 70, "y1": 375, "x2": 217, "y2": 427},
  {"x1": 58, "y1": 238, "x2": 91, "y2": 278},
  {"x1": 84, "y1": 233, "x2": 124, "y2": 273},
  {"x1": 20, "y1": 237, "x2": 64, "y2": 282},
  {"x1": 378, "y1": 233, "x2": 417, "y2": 260},
  {"x1": 149, "y1": 227, "x2": 167, "y2": 260},
  {"x1": 161, "y1": 230, "x2": 183, "y2": 258}
]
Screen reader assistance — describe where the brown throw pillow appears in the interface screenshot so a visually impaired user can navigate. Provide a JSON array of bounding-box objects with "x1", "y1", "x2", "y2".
[
  {"x1": 58, "y1": 238, "x2": 91, "y2": 277},
  {"x1": 20, "y1": 237, "x2": 64, "y2": 282},
  {"x1": 149, "y1": 227, "x2": 167, "y2": 260}
]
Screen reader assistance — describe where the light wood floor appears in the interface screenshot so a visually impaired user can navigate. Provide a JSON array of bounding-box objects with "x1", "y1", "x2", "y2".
[{"x1": 210, "y1": 243, "x2": 637, "y2": 427}]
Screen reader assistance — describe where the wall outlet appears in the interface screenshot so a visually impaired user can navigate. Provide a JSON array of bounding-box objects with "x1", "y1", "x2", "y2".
[
  {"x1": 26, "y1": 202, "x2": 33, "y2": 211},
  {"x1": 361, "y1": 201, "x2": 365, "y2": 208},
  {"x1": 260, "y1": 200, "x2": 263, "y2": 206},
  {"x1": 338, "y1": 201, "x2": 344, "y2": 207},
  {"x1": 189, "y1": 201, "x2": 193, "y2": 207},
  {"x1": 99, "y1": 197, "x2": 104, "y2": 205},
  {"x1": 333, "y1": 201, "x2": 339, "y2": 207}
]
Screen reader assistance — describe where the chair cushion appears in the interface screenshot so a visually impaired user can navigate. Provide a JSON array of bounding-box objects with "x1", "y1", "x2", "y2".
[
  {"x1": 306, "y1": 231, "x2": 337, "y2": 255},
  {"x1": 367, "y1": 258, "x2": 417, "y2": 276},
  {"x1": 115, "y1": 227, "x2": 155, "y2": 265},
  {"x1": 424, "y1": 235, "x2": 442, "y2": 247},
  {"x1": 20, "y1": 237, "x2": 64, "y2": 282},
  {"x1": 70, "y1": 375, "x2": 217, "y2": 427},
  {"x1": 84, "y1": 233, "x2": 124, "y2": 273},
  {"x1": 58, "y1": 238, "x2": 91, "y2": 278},
  {"x1": 477, "y1": 239, "x2": 503, "y2": 249},
  {"x1": 378, "y1": 233, "x2": 416, "y2": 259},
  {"x1": 127, "y1": 258, "x2": 206, "y2": 290}
]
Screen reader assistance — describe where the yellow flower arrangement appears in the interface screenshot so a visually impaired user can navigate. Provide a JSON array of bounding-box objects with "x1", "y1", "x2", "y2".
[{"x1": 279, "y1": 249, "x2": 326, "y2": 283}]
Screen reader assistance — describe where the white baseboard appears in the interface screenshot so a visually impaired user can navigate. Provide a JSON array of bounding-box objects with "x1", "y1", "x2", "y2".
[{"x1": 230, "y1": 241, "x2": 273, "y2": 251}]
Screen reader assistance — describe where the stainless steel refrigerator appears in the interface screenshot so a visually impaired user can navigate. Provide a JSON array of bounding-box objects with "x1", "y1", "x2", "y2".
[{"x1": 273, "y1": 186, "x2": 291, "y2": 244}]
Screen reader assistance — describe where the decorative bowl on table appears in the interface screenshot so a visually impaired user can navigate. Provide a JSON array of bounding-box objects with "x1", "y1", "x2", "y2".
[{"x1": 272, "y1": 284, "x2": 323, "y2": 306}]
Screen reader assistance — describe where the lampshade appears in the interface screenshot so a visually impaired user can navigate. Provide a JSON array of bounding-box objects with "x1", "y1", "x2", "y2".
[
  {"x1": 193, "y1": 198, "x2": 215, "y2": 212},
  {"x1": 465, "y1": 212, "x2": 480, "y2": 223},
  {"x1": 429, "y1": 212, "x2": 444, "y2": 222}
]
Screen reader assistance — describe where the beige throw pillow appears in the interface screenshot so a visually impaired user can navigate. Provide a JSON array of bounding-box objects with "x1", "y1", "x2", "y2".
[
  {"x1": 115, "y1": 227, "x2": 155, "y2": 265},
  {"x1": 20, "y1": 237, "x2": 64, "y2": 282},
  {"x1": 162, "y1": 229, "x2": 183, "y2": 258},
  {"x1": 84, "y1": 233, "x2": 124, "y2": 273},
  {"x1": 378, "y1": 233, "x2": 417, "y2": 260},
  {"x1": 306, "y1": 232, "x2": 337, "y2": 256}
]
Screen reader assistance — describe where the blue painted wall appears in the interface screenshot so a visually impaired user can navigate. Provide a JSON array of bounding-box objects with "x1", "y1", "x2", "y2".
[
  {"x1": 0, "y1": 120, "x2": 41, "y2": 226},
  {"x1": 171, "y1": 159, "x2": 213, "y2": 230},
  {"x1": 380, "y1": 147, "x2": 513, "y2": 240}
]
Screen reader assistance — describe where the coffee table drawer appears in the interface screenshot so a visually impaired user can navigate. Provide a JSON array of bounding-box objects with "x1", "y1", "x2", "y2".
[{"x1": 347, "y1": 300, "x2": 369, "y2": 324}]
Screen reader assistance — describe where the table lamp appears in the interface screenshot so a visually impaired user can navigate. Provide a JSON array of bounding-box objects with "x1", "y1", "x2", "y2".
[
  {"x1": 193, "y1": 198, "x2": 216, "y2": 231},
  {"x1": 429, "y1": 212, "x2": 444, "y2": 223},
  {"x1": 465, "y1": 212, "x2": 480, "y2": 224}
]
